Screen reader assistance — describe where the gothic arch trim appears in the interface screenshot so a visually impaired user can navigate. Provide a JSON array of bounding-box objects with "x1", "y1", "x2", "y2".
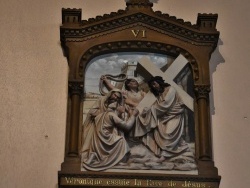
[{"x1": 77, "y1": 41, "x2": 200, "y2": 82}]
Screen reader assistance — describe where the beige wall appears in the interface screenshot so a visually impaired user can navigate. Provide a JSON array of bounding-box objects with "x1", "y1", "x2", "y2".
[{"x1": 0, "y1": 0, "x2": 249, "y2": 187}]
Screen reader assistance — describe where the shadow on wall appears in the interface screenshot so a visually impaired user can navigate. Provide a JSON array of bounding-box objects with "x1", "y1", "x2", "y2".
[{"x1": 209, "y1": 38, "x2": 225, "y2": 116}]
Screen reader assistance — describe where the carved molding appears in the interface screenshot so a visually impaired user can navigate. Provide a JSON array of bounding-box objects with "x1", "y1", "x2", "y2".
[
  {"x1": 61, "y1": 23, "x2": 218, "y2": 50},
  {"x1": 68, "y1": 81, "x2": 84, "y2": 96},
  {"x1": 77, "y1": 41, "x2": 200, "y2": 81},
  {"x1": 61, "y1": 12, "x2": 219, "y2": 47},
  {"x1": 194, "y1": 85, "x2": 211, "y2": 100}
]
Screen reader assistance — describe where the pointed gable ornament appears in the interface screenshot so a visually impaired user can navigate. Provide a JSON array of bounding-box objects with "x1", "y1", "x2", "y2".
[{"x1": 126, "y1": 0, "x2": 153, "y2": 7}]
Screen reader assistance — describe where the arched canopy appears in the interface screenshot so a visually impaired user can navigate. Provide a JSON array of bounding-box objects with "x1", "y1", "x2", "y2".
[{"x1": 60, "y1": 0, "x2": 219, "y2": 85}]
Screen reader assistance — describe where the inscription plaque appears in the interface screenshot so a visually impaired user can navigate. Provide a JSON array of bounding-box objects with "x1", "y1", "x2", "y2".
[{"x1": 60, "y1": 177, "x2": 218, "y2": 188}]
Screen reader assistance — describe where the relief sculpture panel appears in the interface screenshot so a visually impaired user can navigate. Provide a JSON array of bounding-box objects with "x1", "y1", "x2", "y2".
[
  {"x1": 81, "y1": 52, "x2": 196, "y2": 174},
  {"x1": 59, "y1": 0, "x2": 221, "y2": 187}
]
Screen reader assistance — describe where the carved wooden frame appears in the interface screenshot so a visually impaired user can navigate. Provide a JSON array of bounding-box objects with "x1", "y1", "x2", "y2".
[{"x1": 59, "y1": 1, "x2": 220, "y2": 187}]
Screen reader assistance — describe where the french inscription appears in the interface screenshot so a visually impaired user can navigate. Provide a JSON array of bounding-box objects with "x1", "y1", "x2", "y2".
[
  {"x1": 131, "y1": 29, "x2": 146, "y2": 38},
  {"x1": 64, "y1": 177, "x2": 103, "y2": 186},
  {"x1": 61, "y1": 177, "x2": 217, "y2": 188}
]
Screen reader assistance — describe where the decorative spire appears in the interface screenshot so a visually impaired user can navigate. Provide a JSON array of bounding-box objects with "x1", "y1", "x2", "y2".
[{"x1": 126, "y1": 0, "x2": 153, "y2": 7}]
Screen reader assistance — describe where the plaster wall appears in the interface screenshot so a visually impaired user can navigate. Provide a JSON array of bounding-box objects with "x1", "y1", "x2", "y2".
[{"x1": 0, "y1": 0, "x2": 249, "y2": 188}]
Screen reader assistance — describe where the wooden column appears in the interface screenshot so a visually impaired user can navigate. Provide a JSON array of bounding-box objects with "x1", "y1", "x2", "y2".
[
  {"x1": 68, "y1": 80, "x2": 83, "y2": 156},
  {"x1": 195, "y1": 85, "x2": 211, "y2": 160}
]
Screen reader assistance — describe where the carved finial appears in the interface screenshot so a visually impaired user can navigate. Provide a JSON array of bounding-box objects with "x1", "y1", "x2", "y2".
[
  {"x1": 62, "y1": 8, "x2": 82, "y2": 24},
  {"x1": 196, "y1": 13, "x2": 218, "y2": 31},
  {"x1": 126, "y1": 0, "x2": 153, "y2": 7}
]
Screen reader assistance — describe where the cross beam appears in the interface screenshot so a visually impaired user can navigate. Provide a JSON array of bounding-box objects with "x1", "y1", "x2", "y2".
[{"x1": 136, "y1": 55, "x2": 194, "y2": 112}]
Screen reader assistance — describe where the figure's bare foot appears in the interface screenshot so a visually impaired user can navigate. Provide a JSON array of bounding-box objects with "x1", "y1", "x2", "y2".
[
  {"x1": 156, "y1": 156, "x2": 166, "y2": 163},
  {"x1": 118, "y1": 162, "x2": 127, "y2": 166}
]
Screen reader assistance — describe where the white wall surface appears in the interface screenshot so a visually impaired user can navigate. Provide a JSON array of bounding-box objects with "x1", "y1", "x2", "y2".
[{"x1": 0, "y1": 0, "x2": 249, "y2": 188}]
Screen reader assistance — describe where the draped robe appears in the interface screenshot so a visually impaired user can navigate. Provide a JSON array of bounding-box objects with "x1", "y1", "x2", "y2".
[
  {"x1": 81, "y1": 89, "x2": 122, "y2": 154},
  {"x1": 134, "y1": 86, "x2": 188, "y2": 158},
  {"x1": 81, "y1": 109, "x2": 136, "y2": 171}
]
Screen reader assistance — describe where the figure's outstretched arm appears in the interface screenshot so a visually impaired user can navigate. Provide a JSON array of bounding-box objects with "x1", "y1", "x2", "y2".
[{"x1": 100, "y1": 75, "x2": 115, "y2": 91}]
